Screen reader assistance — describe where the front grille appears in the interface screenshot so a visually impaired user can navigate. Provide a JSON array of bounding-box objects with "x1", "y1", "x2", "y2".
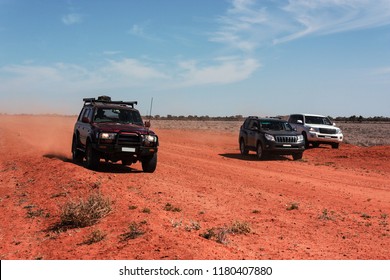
[
  {"x1": 319, "y1": 128, "x2": 337, "y2": 134},
  {"x1": 275, "y1": 136, "x2": 297, "y2": 143},
  {"x1": 117, "y1": 132, "x2": 141, "y2": 146}
]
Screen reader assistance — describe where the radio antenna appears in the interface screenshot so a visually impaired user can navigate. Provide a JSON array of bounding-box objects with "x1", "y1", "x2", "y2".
[{"x1": 149, "y1": 97, "x2": 154, "y2": 121}]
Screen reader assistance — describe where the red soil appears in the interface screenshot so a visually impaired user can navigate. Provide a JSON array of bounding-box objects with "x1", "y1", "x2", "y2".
[{"x1": 0, "y1": 115, "x2": 389, "y2": 260}]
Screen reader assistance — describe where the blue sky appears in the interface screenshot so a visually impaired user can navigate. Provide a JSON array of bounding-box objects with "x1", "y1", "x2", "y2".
[{"x1": 0, "y1": 0, "x2": 389, "y2": 117}]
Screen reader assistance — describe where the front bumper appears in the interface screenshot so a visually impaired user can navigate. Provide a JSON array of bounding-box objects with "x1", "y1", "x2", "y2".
[
  {"x1": 263, "y1": 141, "x2": 305, "y2": 155},
  {"x1": 307, "y1": 132, "x2": 343, "y2": 143},
  {"x1": 92, "y1": 143, "x2": 157, "y2": 161}
]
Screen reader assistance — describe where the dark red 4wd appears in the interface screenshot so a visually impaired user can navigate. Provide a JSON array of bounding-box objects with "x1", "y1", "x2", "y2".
[{"x1": 71, "y1": 96, "x2": 158, "y2": 172}]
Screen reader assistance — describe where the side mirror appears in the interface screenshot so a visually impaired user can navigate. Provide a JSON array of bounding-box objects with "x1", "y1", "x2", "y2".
[
  {"x1": 82, "y1": 117, "x2": 90, "y2": 123},
  {"x1": 144, "y1": 120, "x2": 151, "y2": 128},
  {"x1": 333, "y1": 122, "x2": 336, "y2": 126},
  {"x1": 297, "y1": 120, "x2": 303, "y2": 124}
]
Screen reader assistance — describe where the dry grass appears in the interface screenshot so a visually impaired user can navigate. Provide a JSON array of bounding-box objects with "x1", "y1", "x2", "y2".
[
  {"x1": 56, "y1": 192, "x2": 112, "y2": 230},
  {"x1": 119, "y1": 222, "x2": 146, "y2": 241},
  {"x1": 200, "y1": 220, "x2": 251, "y2": 244}
]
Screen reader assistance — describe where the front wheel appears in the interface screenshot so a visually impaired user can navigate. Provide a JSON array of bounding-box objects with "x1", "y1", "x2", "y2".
[
  {"x1": 303, "y1": 132, "x2": 309, "y2": 149},
  {"x1": 239, "y1": 139, "x2": 248, "y2": 155},
  {"x1": 71, "y1": 136, "x2": 84, "y2": 162},
  {"x1": 142, "y1": 153, "x2": 157, "y2": 173},
  {"x1": 256, "y1": 143, "x2": 265, "y2": 160},
  {"x1": 331, "y1": 143, "x2": 339, "y2": 149},
  {"x1": 292, "y1": 153, "x2": 303, "y2": 160},
  {"x1": 85, "y1": 143, "x2": 100, "y2": 170}
]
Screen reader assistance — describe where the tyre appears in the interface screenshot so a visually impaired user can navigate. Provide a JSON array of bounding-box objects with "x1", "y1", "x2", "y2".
[
  {"x1": 239, "y1": 139, "x2": 248, "y2": 155},
  {"x1": 121, "y1": 159, "x2": 132, "y2": 166},
  {"x1": 292, "y1": 152, "x2": 303, "y2": 160},
  {"x1": 302, "y1": 132, "x2": 310, "y2": 149},
  {"x1": 312, "y1": 143, "x2": 320, "y2": 148},
  {"x1": 71, "y1": 135, "x2": 84, "y2": 162},
  {"x1": 331, "y1": 143, "x2": 339, "y2": 149},
  {"x1": 85, "y1": 143, "x2": 100, "y2": 170},
  {"x1": 256, "y1": 142, "x2": 265, "y2": 160},
  {"x1": 142, "y1": 153, "x2": 157, "y2": 173}
]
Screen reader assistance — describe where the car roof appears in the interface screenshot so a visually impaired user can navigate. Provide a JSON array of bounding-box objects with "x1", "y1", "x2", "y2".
[
  {"x1": 291, "y1": 113, "x2": 326, "y2": 117},
  {"x1": 84, "y1": 103, "x2": 138, "y2": 111},
  {"x1": 248, "y1": 117, "x2": 286, "y2": 122}
]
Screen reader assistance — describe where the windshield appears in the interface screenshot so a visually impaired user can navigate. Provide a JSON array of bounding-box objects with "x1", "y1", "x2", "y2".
[
  {"x1": 93, "y1": 108, "x2": 143, "y2": 125},
  {"x1": 260, "y1": 120, "x2": 293, "y2": 131},
  {"x1": 305, "y1": 116, "x2": 332, "y2": 125}
]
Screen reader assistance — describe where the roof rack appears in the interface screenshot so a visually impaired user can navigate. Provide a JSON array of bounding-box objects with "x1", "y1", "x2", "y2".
[{"x1": 83, "y1": 96, "x2": 138, "y2": 108}]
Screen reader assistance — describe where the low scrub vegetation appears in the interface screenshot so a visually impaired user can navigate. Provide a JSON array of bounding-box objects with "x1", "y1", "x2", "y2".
[
  {"x1": 79, "y1": 229, "x2": 107, "y2": 245},
  {"x1": 120, "y1": 221, "x2": 146, "y2": 241},
  {"x1": 55, "y1": 192, "x2": 112, "y2": 230},
  {"x1": 200, "y1": 220, "x2": 251, "y2": 244}
]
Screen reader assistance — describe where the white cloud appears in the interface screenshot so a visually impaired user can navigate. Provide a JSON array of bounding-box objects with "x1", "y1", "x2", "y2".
[
  {"x1": 128, "y1": 23, "x2": 161, "y2": 41},
  {"x1": 0, "y1": 59, "x2": 169, "y2": 99},
  {"x1": 62, "y1": 13, "x2": 83, "y2": 25},
  {"x1": 175, "y1": 57, "x2": 261, "y2": 87},
  {"x1": 103, "y1": 58, "x2": 168, "y2": 81},
  {"x1": 277, "y1": 0, "x2": 390, "y2": 43},
  {"x1": 211, "y1": 0, "x2": 390, "y2": 47}
]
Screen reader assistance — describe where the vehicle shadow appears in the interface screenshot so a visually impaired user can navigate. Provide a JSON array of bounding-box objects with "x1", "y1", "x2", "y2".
[
  {"x1": 43, "y1": 154, "x2": 143, "y2": 173},
  {"x1": 97, "y1": 162, "x2": 143, "y2": 174},
  {"x1": 219, "y1": 153, "x2": 291, "y2": 161}
]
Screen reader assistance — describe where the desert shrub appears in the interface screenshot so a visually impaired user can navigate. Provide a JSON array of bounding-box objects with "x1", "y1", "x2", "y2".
[
  {"x1": 286, "y1": 202, "x2": 299, "y2": 211},
  {"x1": 185, "y1": 221, "x2": 201, "y2": 232},
  {"x1": 120, "y1": 222, "x2": 145, "y2": 241},
  {"x1": 80, "y1": 229, "x2": 107, "y2": 245},
  {"x1": 200, "y1": 221, "x2": 251, "y2": 244},
  {"x1": 59, "y1": 192, "x2": 111, "y2": 229},
  {"x1": 164, "y1": 203, "x2": 182, "y2": 212},
  {"x1": 229, "y1": 220, "x2": 251, "y2": 234}
]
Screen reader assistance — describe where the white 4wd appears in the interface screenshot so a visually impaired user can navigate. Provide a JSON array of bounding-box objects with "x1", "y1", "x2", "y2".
[{"x1": 288, "y1": 114, "x2": 343, "y2": 149}]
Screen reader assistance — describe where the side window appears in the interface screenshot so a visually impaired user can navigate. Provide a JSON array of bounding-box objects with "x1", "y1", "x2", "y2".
[
  {"x1": 87, "y1": 108, "x2": 94, "y2": 120},
  {"x1": 78, "y1": 108, "x2": 86, "y2": 121},
  {"x1": 80, "y1": 108, "x2": 92, "y2": 122},
  {"x1": 243, "y1": 119, "x2": 251, "y2": 129},
  {"x1": 248, "y1": 120, "x2": 258, "y2": 129},
  {"x1": 297, "y1": 115, "x2": 304, "y2": 124},
  {"x1": 289, "y1": 115, "x2": 297, "y2": 124}
]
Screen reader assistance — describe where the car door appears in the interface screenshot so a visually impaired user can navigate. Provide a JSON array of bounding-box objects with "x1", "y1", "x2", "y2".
[
  {"x1": 289, "y1": 114, "x2": 304, "y2": 133},
  {"x1": 78, "y1": 108, "x2": 93, "y2": 147},
  {"x1": 247, "y1": 119, "x2": 258, "y2": 148}
]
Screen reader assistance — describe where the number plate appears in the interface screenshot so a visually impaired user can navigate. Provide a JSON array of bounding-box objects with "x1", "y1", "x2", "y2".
[
  {"x1": 283, "y1": 144, "x2": 291, "y2": 147},
  {"x1": 122, "y1": 147, "x2": 136, "y2": 152}
]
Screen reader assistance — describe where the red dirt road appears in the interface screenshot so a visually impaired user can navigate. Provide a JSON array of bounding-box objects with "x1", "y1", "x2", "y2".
[{"x1": 0, "y1": 115, "x2": 389, "y2": 259}]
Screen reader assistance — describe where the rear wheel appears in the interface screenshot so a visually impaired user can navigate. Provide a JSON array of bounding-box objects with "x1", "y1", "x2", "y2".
[
  {"x1": 71, "y1": 135, "x2": 83, "y2": 162},
  {"x1": 256, "y1": 142, "x2": 265, "y2": 160},
  {"x1": 142, "y1": 153, "x2": 157, "y2": 173},
  {"x1": 239, "y1": 139, "x2": 248, "y2": 155},
  {"x1": 85, "y1": 143, "x2": 100, "y2": 170}
]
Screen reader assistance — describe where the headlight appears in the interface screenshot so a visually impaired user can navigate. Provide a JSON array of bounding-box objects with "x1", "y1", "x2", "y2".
[
  {"x1": 144, "y1": 135, "x2": 157, "y2": 142},
  {"x1": 99, "y1": 132, "x2": 117, "y2": 140},
  {"x1": 142, "y1": 134, "x2": 157, "y2": 146},
  {"x1": 297, "y1": 135, "x2": 304, "y2": 142},
  {"x1": 309, "y1": 127, "x2": 319, "y2": 132},
  {"x1": 265, "y1": 133, "x2": 275, "y2": 141},
  {"x1": 336, "y1": 128, "x2": 342, "y2": 134}
]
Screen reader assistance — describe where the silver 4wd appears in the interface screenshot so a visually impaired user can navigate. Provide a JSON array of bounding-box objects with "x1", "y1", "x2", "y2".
[
  {"x1": 71, "y1": 96, "x2": 159, "y2": 172},
  {"x1": 288, "y1": 113, "x2": 343, "y2": 149}
]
